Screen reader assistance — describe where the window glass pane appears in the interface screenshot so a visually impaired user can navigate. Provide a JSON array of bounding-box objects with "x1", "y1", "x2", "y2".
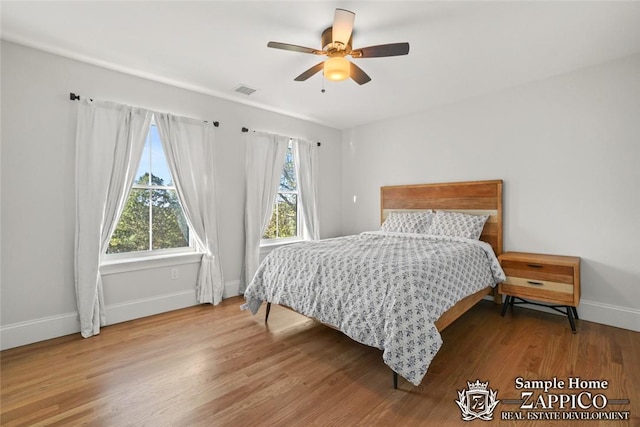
[
  {"x1": 263, "y1": 193, "x2": 297, "y2": 239},
  {"x1": 279, "y1": 143, "x2": 296, "y2": 192},
  {"x1": 107, "y1": 189, "x2": 150, "y2": 254},
  {"x1": 149, "y1": 125, "x2": 173, "y2": 186},
  {"x1": 278, "y1": 193, "x2": 297, "y2": 238},
  {"x1": 263, "y1": 206, "x2": 278, "y2": 239},
  {"x1": 151, "y1": 189, "x2": 189, "y2": 250},
  {"x1": 263, "y1": 141, "x2": 300, "y2": 241},
  {"x1": 135, "y1": 132, "x2": 151, "y2": 183}
]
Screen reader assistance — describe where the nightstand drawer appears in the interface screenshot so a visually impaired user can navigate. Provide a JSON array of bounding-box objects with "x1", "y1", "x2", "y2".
[
  {"x1": 501, "y1": 277, "x2": 575, "y2": 305},
  {"x1": 503, "y1": 275, "x2": 573, "y2": 292},
  {"x1": 501, "y1": 260, "x2": 574, "y2": 284}
]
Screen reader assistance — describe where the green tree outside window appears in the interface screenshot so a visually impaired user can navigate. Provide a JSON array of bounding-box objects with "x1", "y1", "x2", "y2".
[
  {"x1": 107, "y1": 124, "x2": 190, "y2": 254},
  {"x1": 263, "y1": 141, "x2": 299, "y2": 240}
]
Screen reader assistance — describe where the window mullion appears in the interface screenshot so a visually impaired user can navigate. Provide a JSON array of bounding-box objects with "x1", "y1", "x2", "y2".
[
  {"x1": 148, "y1": 130, "x2": 153, "y2": 251},
  {"x1": 276, "y1": 197, "x2": 280, "y2": 238},
  {"x1": 147, "y1": 189, "x2": 152, "y2": 251}
]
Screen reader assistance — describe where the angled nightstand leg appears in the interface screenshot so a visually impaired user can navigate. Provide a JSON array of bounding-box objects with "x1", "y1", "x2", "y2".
[
  {"x1": 501, "y1": 296, "x2": 511, "y2": 316},
  {"x1": 566, "y1": 306, "x2": 577, "y2": 334},
  {"x1": 571, "y1": 306, "x2": 579, "y2": 320}
]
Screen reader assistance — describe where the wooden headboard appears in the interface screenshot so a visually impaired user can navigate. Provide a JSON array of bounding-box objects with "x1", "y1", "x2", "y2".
[{"x1": 380, "y1": 180, "x2": 503, "y2": 255}]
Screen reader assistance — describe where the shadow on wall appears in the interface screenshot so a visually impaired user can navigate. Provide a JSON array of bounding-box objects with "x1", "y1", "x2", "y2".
[{"x1": 580, "y1": 259, "x2": 640, "y2": 312}]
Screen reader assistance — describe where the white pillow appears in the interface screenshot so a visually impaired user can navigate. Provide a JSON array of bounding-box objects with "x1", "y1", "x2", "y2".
[
  {"x1": 429, "y1": 211, "x2": 489, "y2": 240},
  {"x1": 380, "y1": 211, "x2": 434, "y2": 234}
]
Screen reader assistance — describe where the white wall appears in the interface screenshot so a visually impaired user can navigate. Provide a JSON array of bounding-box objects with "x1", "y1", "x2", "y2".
[
  {"x1": 2, "y1": 41, "x2": 638, "y2": 351},
  {"x1": 0, "y1": 41, "x2": 342, "y2": 349},
  {"x1": 342, "y1": 53, "x2": 640, "y2": 331}
]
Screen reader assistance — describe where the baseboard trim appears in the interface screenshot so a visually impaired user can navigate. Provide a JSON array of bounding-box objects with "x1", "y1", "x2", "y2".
[
  {"x1": 578, "y1": 299, "x2": 640, "y2": 332},
  {"x1": 0, "y1": 311, "x2": 80, "y2": 351},
  {"x1": 3, "y1": 289, "x2": 636, "y2": 351},
  {"x1": 223, "y1": 280, "x2": 241, "y2": 299},
  {"x1": 497, "y1": 297, "x2": 640, "y2": 332},
  {"x1": 1, "y1": 280, "x2": 243, "y2": 351},
  {"x1": 104, "y1": 290, "x2": 198, "y2": 326}
]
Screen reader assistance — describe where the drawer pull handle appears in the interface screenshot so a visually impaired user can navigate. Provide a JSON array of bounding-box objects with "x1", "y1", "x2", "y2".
[
  {"x1": 527, "y1": 264, "x2": 544, "y2": 268},
  {"x1": 527, "y1": 280, "x2": 544, "y2": 286}
]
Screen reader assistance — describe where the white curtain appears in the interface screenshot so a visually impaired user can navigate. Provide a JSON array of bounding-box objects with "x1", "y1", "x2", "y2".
[
  {"x1": 154, "y1": 113, "x2": 224, "y2": 304},
  {"x1": 75, "y1": 99, "x2": 152, "y2": 338},
  {"x1": 241, "y1": 132, "x2": 288, "y2": 292},
  {"x1": 292, "y1": 139, "x2": 320, "y2": 240}
]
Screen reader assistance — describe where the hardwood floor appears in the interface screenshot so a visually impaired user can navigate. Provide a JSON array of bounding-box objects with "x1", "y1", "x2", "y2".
[{"x1": 2, "y1": 297, "x2": 639, "y2": 426}]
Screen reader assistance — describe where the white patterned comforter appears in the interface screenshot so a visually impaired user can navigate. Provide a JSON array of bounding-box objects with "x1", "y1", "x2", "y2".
[{"x1": 242, "y1": 231, "x2": 505, "y2": 386}]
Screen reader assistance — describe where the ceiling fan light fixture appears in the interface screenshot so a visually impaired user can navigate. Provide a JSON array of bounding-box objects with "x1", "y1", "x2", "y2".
[
  {"x1": 324, "y1": 57, "x2": 350, "y2": 81},
  {"x1": 267, "y1": 8, "x2": 409, "y2": 85}
]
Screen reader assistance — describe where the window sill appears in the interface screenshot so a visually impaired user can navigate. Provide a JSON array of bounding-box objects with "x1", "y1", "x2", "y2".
[
  {"x1": 100, "y1": 251, "x2": 204, "y2": 275},
  {"x1": 260, "y1": 238, "x2": 304, "y2": 256}
]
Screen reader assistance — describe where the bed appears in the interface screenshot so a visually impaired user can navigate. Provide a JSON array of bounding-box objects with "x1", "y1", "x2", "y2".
[{"x1": 243, "y1": 180, "x2": 505, "y2": 387}]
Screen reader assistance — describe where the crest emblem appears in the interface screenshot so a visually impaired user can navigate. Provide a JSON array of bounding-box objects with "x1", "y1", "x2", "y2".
[{"x1": 455, "y1": 379, "x2": 500, "y2": 421}]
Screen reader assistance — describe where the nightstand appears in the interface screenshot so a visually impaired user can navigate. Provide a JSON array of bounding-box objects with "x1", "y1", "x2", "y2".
[{"x1": 498, "y1": 252, "x2": 581, "y2": 333}]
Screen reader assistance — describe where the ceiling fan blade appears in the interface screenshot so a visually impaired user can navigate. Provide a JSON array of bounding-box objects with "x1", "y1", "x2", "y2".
[
  {"x1": 267, "y1": 41, "x2": 323, "y2": 55},
  {"x1": 352, "y1": 43, "x2": 410, "y2": 58},
  {"x1": 294, "y1": 62, "x2": 325, "y2": 81},
  {"x1": 349, "y1": 62, "x2": 371, "y2": 85},
  {"x1": 332, "y1": 8, "x2": 355, "y2": 45}
]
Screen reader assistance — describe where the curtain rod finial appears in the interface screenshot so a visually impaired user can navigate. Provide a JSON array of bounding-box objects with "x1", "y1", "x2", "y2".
[{"x1": 70, "y1": 92, "x2": 80, "y2": 101}]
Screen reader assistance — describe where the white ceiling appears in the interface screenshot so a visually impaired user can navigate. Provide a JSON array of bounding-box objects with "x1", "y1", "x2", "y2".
[{"x1": 2, "y1": 1, "x2": 640, "y2": 129}]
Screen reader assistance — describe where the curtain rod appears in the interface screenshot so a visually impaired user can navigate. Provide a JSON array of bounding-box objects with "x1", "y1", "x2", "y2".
[
  {"x1": 241, "y1": 127, "x2": 321, "y2": 147},
  {"x1": 69, "y1": 92, "x2": 219, "y2": 127},
  {"x1": 70, "y1": 92, "x2": 91, "y2": 101}
]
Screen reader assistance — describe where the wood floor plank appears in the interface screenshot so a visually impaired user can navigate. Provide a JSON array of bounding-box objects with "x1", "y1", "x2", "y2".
[{"x1": 2, "y1": 297, "x2": 639, "y2": 426}]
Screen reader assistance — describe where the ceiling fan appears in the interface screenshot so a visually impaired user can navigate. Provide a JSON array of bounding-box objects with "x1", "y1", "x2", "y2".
[{"x1": 267, "y1": 8, "x2": 410, "y2": 85}]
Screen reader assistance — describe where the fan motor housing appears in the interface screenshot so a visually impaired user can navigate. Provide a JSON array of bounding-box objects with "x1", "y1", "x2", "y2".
[{"x1": 322, "y1": 27, "x2": 352, "y2": 55}]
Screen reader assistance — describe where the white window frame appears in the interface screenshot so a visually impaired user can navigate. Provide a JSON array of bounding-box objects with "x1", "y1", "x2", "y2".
[
  {"x1": 260, "y1": 139, "x2": 304, "y2": 247},
  {"x1": 102, "y1": 120, "x2": 197, "y2": 265}
]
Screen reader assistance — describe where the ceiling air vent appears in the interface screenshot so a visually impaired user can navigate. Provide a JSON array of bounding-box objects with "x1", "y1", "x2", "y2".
[{"x1": 234, "y1": 84, "x2": 257, "y2": 96}]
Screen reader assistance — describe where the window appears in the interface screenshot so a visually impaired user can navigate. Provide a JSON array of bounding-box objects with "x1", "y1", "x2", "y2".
[
  {"x1": 107, "y1": 124, "x2": 191, "y2": 255},
  {"x1": 263, "y1": 140, "x2": 299, "y2": 242}
]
